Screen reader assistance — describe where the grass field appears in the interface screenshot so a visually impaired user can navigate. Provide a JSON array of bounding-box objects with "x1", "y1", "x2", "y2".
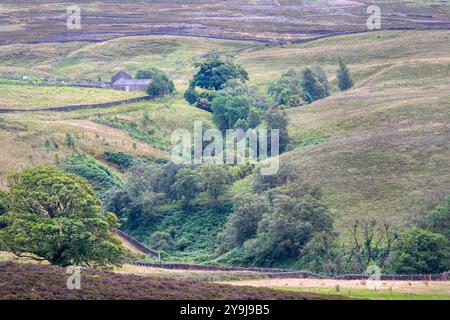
[
  {"x1": 0, "y1": 84, "x2": 144, "y2": 110},
  {"x1": 0, "y1": 95, "x2": 212, "y2": 184}
]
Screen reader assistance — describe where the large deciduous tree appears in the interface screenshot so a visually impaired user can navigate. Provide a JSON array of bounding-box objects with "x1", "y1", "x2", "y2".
[
  {"x1": 391, "y1": 227, "x2": 449, "y2": 274},
  {"x1": 184, "y1": 57, "x2": 249, "y2": 111},
  {"x1": 0, "y1": 166, "x2": 123, "y2": 268}
]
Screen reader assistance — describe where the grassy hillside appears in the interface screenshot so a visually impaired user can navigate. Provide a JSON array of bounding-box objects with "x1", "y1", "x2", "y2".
[
  {"x1": 1, "y1": 0, "x2": 449, "y2": 45},
  {"x1": 0, "y1": 30, "x2": 449, "y2": 226},
  {"x1": 0, "y1": 95, "x2": 212, "y2": 184},
  {"x1": 0, "y1": 84, "x2": 144, "y2": 110},
  {"x1": 0, "y1": 36, "x2": 261, "y2": 89}
]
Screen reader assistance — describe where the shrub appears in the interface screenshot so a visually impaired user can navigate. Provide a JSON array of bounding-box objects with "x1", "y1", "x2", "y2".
[
  {"x1": 150, "y1": 231, "x2": 174, "y2": 251},
  {"x1": 63, "y1": 154, "x2": 124, "y2": 197},
  {"x1": 104, "y1": 151, "x2": 136, "y2": 171},
  {"x1": 391, "y1": 227, "x2": 450, "y2": 274},
  {"x1": 136, "y1": 68, "x2": 175, "y2": 98}
]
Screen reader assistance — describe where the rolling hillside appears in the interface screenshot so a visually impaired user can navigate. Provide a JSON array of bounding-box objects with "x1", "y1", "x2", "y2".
[{"x1": 1, "y1": 30, "x2": 449, "y2": 227}]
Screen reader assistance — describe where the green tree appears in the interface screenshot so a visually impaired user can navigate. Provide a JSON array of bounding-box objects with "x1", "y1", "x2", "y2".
[
  {"x1": 198, "y1": 165, "x2": 232, "y2": 206},
  {"x1": 427, "y1": 196, "x2": 450, "y2": 240},
  {"x1": 264, "y1": 107, "x2": 289, "y2": 153},
  {"x1": 0, "y1": 166, "x2": 123, "y2": 267},
  {"x1": 299, "y1": 231, "x2": 341, "y2": 274},
  {"x1": 216, "y1": 194, "x2": 269, "y2": 254},
  {"x1": 0, "y1": 190, "x2": 9, "y2": 216},
  {"x1": 151, "y1": 231, "x2": 174, "y2": 252},
  {"x1": 190, "y1": 57, "x2": 249, "y2": 90},
  {"x1": 136, "y1": 68, "x2": 175, "y2": 98},
  {"x1": 184, "y1": 57, "x2": 249, "y2": 110},
  {"x1": 171, "y1": 167, "x2": 203, "y2": 209},
  {"x1": 244, "y1": 194, "x2": 333, "y2": 266},
  {"x1": 337, "y1": 58, "x2": 354, "y2": 91},
  {"x1": 391, "y1": 227, "x2": 449, "y2": 274},
  {"x1": 302, "y1": 68, "x2": 330, "y2": 103},
  {"x1": 211, "y1": 94, "x2": 254, "y2": 131},
  {"x1": 268, "y1": 69, "x2": 304, "y2": 107}
]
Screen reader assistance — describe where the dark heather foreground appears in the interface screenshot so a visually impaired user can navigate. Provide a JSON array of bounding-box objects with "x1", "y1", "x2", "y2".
[{"x1": 0, "y1": 262, "x2": 346, "y2": 300}]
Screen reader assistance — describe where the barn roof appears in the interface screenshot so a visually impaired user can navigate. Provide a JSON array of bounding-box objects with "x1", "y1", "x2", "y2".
[{"x1": 111, "y1": 71, "x2": 132, "y2": 84}]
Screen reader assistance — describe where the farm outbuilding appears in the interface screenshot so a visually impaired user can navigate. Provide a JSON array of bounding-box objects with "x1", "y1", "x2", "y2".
[{"x1": 111, "y1": 71, "x2": 151, "y2": 92}]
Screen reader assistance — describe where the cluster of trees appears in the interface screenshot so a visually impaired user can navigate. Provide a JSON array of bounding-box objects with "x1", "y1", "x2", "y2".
[
  {"x1": 216, "y1": 163, "x2": 334, "y2": 268},
  {"x1": 184, "y1": 57, "x2": 249, "y2": 112},
  {"x1": 0, "y1": 166, "x2": 124, "y2": 268},
  {"x1": 268, "y1": 68, "x2": 330, "y2": 107},
  {"x1": 136, "y1": 68, "x2": 175, "y2": 98},
  {"x1": 268, "y1": 59, "x2": 353, "y2": 108},
  {"x1": 104, "y1": 162, "x2": 252, "y2": 228},
  {"x1": 216, "y1": 162, "x2": 450, "y2": 274},
  {"x1": 184, "y1": 57, "x2": 290, "y2": 153},
  {"x1": 103, "y1": 162, "x2": 253, "y2": 252}
]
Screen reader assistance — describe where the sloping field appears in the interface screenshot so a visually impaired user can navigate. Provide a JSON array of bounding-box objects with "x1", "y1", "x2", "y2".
[
  {"x1": 0, "y1": 96, "x2": 212, "y2": 184},
  {"x1": 0, "y1": 30, "x2": 449, "y2": 224},
  {"x1": 236, "y1": 30, "x2": 450, "y2": 225},
  {"x1": 0, "y1": 262, "x2": 341, "y2": 300},
  {"x1": 0, "y1": 36, "x2": 261, "y2": 89},
  {"x1": 1, "y1": 0, "x2": 449, "y2": 45},
  {"x1": 0, "y1": 84, "x2": 144, "y2": 110}
]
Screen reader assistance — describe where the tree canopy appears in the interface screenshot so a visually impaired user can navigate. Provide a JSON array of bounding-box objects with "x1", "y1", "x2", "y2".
[
  {"x1": 0, "y1": 166, "x2": 123, "y2": 267},
  {"x1": 184, "y1": 57, "x2": 249, "y2": 111},
  {"x1": 391, "y1": 227, "x2": 449, "y2": 274},
  {"x1": 268, "y1": 67, "x2": 330, "y2": 107},
  {"x1": 136, "y1": 68, "x2": 175, "y2": 98},
  {"x1": 337, "y1": 58, "x2": 354, "y2": 91},
  {"x1": 427, "y1": 196, "x2": 450, "y2": 241}
]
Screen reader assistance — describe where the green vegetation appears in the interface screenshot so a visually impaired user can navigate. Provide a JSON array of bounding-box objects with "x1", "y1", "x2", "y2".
[
  {"x1": 104, "y1": 151, "x2": 139, "y2": 172},
  {"x1": 0, "y1": 84, "x2": 143, "y2": 110},
  {"x1": 63, "y1": 154, "x2": 124, "y2": 198},
  {"x1": 0, "y1": 29, "x2": 449, "y2": 280},
  {"x1": 268, "y1": 70, "x2": 304, "y2": 108},
  {"x1": 268, "y1": 67, "x2": 330, "y2": 107},
  {"x1": 391, "y1": 228, "x2": 449, "y2": 274},
  {"x1": 211, "y1": 94, "x2": 255, "y2": 131},
  {"x1": 337, "y1": 58, "x2": 354, "y2": 91},
  {"x1": 427, "y1": 196, "x2": 450, "y2": 240},
  {"x1": 0, "y1": 166, "x2": 123, "y2": 267},
  {"x1": 184, "y1": 57, "x2": 249, "y2": 111},
  {"x1": 136, "y1": 68, "x2": 175, "y2": 98}
]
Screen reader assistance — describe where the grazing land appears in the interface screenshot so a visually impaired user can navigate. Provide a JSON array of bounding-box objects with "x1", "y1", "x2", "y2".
[
  {"x1": 0, "y1": 84, "x2": 144, "y2": 110},
  {"x1": 1, "y1": 1, "x2": 450, "y2": 45}
]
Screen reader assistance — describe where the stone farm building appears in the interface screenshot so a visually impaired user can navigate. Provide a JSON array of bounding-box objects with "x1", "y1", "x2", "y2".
[{"x1": 111, "y1": 71, "x2": 151, "y2": 92}]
